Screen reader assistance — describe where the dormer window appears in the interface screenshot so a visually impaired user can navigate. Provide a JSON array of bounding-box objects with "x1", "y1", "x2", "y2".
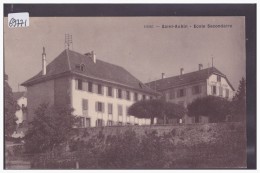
[{"x1": 80, "y1": 64, "x2": 85, "y2": 72}]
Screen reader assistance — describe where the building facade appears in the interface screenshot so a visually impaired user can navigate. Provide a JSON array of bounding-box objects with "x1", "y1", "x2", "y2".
[
  {"x1": 12, "y1": 91, "x2": 27, "y2": 124},
  {"x1": 146, "y1": 65, "x2": 235, "y2": 124},
  {"x1": 22, "y1": 48, "x2": 158, "y2": 127}
]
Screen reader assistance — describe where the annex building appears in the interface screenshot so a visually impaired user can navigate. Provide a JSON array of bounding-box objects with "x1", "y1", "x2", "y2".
[
  {"x1": 22, "y1": 48, "x2": 158, "y2": 127},
  {"x1": 146, "y1": 65, "x2": 235, "y2": 124}
]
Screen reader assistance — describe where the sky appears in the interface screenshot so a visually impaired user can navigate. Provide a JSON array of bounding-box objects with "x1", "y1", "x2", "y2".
[{"x1": 4, "y1": 17, "x2": 245, "y2": 92}]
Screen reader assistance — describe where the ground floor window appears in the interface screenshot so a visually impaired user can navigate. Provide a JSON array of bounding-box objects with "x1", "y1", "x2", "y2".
[
  {"x1": 86, "y1": 118, "x2": 91, "y2": 127},
  {"x1": 107, "y1": 120, "x2": 113, "y2": 126},
  {"x1": 96, "y1": 119, "x2": 103, "y2": 127},
  {"x1": 118, "y1": 122, "x2": 123, "y2": 126}
]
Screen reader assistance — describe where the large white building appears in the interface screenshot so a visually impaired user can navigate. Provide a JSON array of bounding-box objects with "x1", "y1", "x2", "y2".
[
  {"x1": 146, "y1": 64, "x2": 235, "y2": 124},
  {"x1": 22, "y1": 48, "x2": 158, "y2": 127}
]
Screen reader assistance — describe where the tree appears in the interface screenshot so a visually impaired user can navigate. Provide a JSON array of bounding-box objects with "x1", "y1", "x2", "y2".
[
  {"x1": 231, "y1": 77, "x2": 246, "y2": 122},
  {"x1": 128, "y1": 99, "x2": 186, "y2": 124},
  {"x1": 187, "y1": 96, "x2": 231, "y2": 123},
  {"x1": 24, "y1": 103, "x2": 76, "y2": 153},
  {"x1": 4, "y1": 74, "x2": 18, "y2": 137}
]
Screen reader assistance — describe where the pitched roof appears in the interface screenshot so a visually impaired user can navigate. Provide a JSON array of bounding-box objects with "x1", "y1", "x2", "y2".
[
  {"x1": 146, "y1": 67, "x2": 235, "y2": 91},
  {"x1": 13, "y1": 91, "x2": 26, "y2": 100},
  {"x1": 21, "y1": 49, "x2": 157, "y2": 94}
]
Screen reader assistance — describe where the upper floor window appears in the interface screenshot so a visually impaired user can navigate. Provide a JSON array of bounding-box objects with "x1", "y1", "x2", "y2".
[
  {"x1": 126, "y1": 106, "x2": 130, "y2": 116},
  {"x1": 117, "y1": 89, "x2": 122, "y2": 99},
  {"x1": 219, "y1": 86, "x2": 223, "y2": 96},
  {"x1": 177, "y1": 88, "x2": 186, "y2": 98},
  {"x1": 107, "y1": 86, "x2": 113, "y2": 97},
  {"x1": 169, "y1": 89, "x2": 175, "y2": 99},
  {"x1": 77, "y1": 79, "x2": 83, "y2": 90},
  {"x1": 126, "y1": 91, "x2": 130, "y2": 100},
  {"x1": 118, "y1": 105, "x2": 123, "y2": 116},
  {"x1": 98, "y1": 84, "x2": 102, "y2": 94},
  {"x1": 88, "y1": 82, "x2": 93, "y2": 92},
  {"x1": 217, "y1": 75, "x2": 221, "y2": 82},
  {"x1": 134, "y1": 93, "x2": 138, "y2": 101},
  {"x1": 211, "y1": 85, "x2": 217, "y2": 95},
  {"x1": 108, "y1": 103, "x2": 113, "y2": 115},
  {"x1": 96, "y1": 102, "x2": 104, "y2": 112},
  {"x1": 226, "y1": 89, "x2": 229, "y2": 98},
  {"x1": 82, "y1": 99, "x2": 88, "y2": 110},
  {"x1": 192, "y1": 85, "x2": 201, "y2": 95},
  {"x1": 142, "y1": 95, "x2": 146, "y2": 100}
]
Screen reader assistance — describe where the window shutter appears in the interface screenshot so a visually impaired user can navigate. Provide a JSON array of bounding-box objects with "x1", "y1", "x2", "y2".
[
  {"x1": 106, "y1": 87, "x2": 108, "y2": 96},
  {"x1": 111, "y1": 88, "x2": 114, "y2": 97},
  {"x1": 83, "y1": 81, "x2": 88, "y2": 91},
  {"x1": 95, "y1": 102, "x2": 98, "y2": 112},
  {"x1": 102, "y1": 103, "x2": 105, "y2": 113},
  {"x1": 211, "y1": 86, "x2": 213, "y2": 95},
  {"x1": 75, "y1": 79, "x2": 78, "y2": 89},
  {"x1": 101, "y1": 86, "x2": 104, "y2": 95}
]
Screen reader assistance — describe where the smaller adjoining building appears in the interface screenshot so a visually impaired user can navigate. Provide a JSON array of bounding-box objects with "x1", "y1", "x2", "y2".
[
  {"x1": 12, "y1": 91, "x2": 27, "y2": 138},
  {"x1": 146, "y1": 64, "x2": 235, "y2": 124}
]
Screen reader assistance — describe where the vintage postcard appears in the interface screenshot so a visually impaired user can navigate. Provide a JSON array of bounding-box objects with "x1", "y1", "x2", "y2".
[{"x1": 4, "y1": 4, "x2": 255, "y2": 169}]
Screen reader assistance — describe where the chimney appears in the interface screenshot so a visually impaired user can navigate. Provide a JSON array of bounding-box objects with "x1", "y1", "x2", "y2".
[
  {"x1": 91, "y1": 51, "x2": 96, "y2": 63},
  {"x1": 199, "y1": 64, "x2": 203, "y2": 71},
  {"x1": 42, "y1": 47, "x2": 46, "y2": 75},
  {"x1": 161, "y1": 73, "x2": 165, "y2": 79},
  {"x1": 180, "y1": 68, "x2": 184, "y2": 75}
]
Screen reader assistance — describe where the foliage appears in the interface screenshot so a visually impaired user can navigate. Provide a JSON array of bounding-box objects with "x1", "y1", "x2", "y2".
[
  {"x1": 4, "y1": 77, "x2": 18, "y2": 137},
  {"x1": 128, "y1": 99, "x2": 186, "y2": 124},
  {"x1": 231, "y1": 77, "x2": 246, "y2": 122},
  {"x1": 187, "y1": 96, "x2": 231, "y2": 123},
  {"x1": 70, "y1": 130, "x2": 172, "y2": 169},
  {"x1": 24, "y1": 103, "x2": 76, "y2": 153}
]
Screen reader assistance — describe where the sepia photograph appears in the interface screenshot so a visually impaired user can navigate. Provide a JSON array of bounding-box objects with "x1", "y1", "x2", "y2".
[{"x1": 3, "y1": 4, "x2": 255, "y2": 169}]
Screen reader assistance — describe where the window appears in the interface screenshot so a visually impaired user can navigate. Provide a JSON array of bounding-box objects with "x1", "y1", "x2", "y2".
[
  {"x1": 86, "y1": 118, "x2": 91, "y2": 127},
  {"x1": 107, "y1": 86, "x2": 113, "y2": 97},
  {"x1": 80, "y1": 64, "x2": 85, "y2": 71},
  {"x1": 96, "y1": 119, "x2": 103, "y2": 127},
  {"x1": 96, "y1": 102, "x2": 104, "y2": 112},
  {"x1": 134, "y1": 93, "x2": 138, "y2": 101},
  {"x1": 88, "y1": 82, "x2": 93, "y2": 92},
  {"x1": 77, "y1": 117, "x2": 85, "y2": 128},
  {"x1": 118, "y1": 105, "x2": 123, "y2": 116},
  {"x1": 98, "y1": 84, "x2": 102, "y2": 94},
  {"x1": 134, "y1": 124, "x2": 139, "y2": 126},
  {"x1": 118, "y1": 122, "x2": 123, "y2": 126},
  {"x1": 107, "y1": 120, "x2": 113, "y2": 126},
  {"x1": 217, "y1": 75, "x2": 221, "y2": 82},
  {"x1": 192, "y1": 85, "x2": 201, "y2": 95},
  {"x1": 219, "y1": 86, "x2": 223, "y2": 96},
  {"x1": 117, "y1": 89, "x2": 122, "y2": 99},
  {"x1": 142, "y1": 95, "x2": 146, "y2": 100},
  {"x1": 82, "y1": 81, "x2": 88, "y2": 91},
  {"x1": 82, "y1": 99, "x2": 88, "y2": 115},
  {"x1": 77, "y1": 79, "x2": 83, "y2": 90},
  {"x1": 150, "y1": 96, "x2": 153, "y2": 100},
  {"x1": 226, "y1": 89, "x2": 229, "y2": 98},
  {"x1": 98, "y1": 102, "x2": 102, "y2": 112},
  {"x1": 177, "y1": 88, "x2": 186, "y2": 98},
  {"x1": 126, "y1": 122, "x2": 131, "y2": 126},
  {"x1": 108, "y1": 103, "x2": 113, "y2": 114},
  {"x1": 211, "y1": 85, "x2": 216, "y2": 95},
  {"x1": 126, "y1": 106, "x2": 130, "y2": 116},
  {"x1": 169, "y1": 89, "x2": 175, "y2": 99},
  {"x1": 126, "y1": 91, "x2": 130, "y2": 100}
]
